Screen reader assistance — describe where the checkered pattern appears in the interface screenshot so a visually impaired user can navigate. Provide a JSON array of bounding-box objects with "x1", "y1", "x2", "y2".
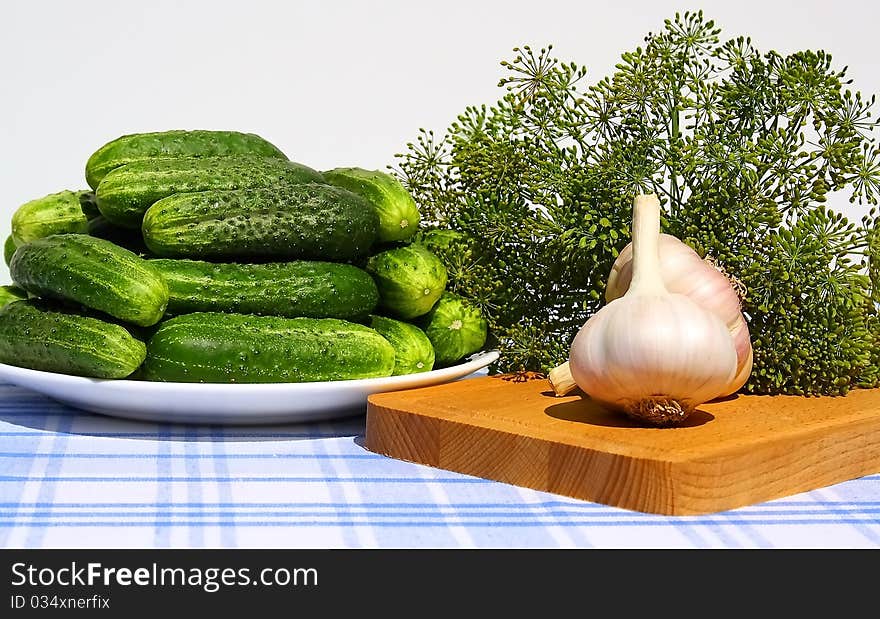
[{"x1": 1, "y1": 380, "x2": 879, "y2": 548}]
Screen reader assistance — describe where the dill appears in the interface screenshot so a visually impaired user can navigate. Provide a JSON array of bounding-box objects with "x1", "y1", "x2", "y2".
[{"x1": 396, "y1": 12, "x2": 880, "y2": 395}]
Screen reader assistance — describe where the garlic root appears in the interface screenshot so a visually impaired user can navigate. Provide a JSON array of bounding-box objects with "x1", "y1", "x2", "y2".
[{"x1": 624, "y1": 398, "x2": 690, "y2": 427}]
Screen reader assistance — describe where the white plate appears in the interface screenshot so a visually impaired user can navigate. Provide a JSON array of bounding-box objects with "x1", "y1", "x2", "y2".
[{"x1": 0, "y1": 351, "x2": 499, "y2": 425}]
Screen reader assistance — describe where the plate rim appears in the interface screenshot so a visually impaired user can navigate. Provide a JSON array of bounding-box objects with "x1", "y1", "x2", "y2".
[{"x1": 0, "y1": 349, "x2": 501, "y2": 391}]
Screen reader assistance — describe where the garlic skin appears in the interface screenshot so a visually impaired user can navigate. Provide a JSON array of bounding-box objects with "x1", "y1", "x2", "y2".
[
  {"x1": 569, "y1": 292, "x2": 738, "y2": 422},
  {"x1": 606, "y1": 233, "x2": 743, "y2": 331},
  {"x1": 568, "y1": 194, "x2": 738, "y2": 426},
  {"x1": 725, "y1": 313, "x2": 753, "y2": 396}
]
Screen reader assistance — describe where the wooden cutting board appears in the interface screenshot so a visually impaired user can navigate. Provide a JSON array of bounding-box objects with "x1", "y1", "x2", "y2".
[{"x1": 365, "y1": 376, "x2": 880, "y2": 515}]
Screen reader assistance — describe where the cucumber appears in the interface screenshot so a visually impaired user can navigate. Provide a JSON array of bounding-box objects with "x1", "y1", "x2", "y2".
[
  {"x1": 143, "y1": 312, "x2": 395, "y2": 383},
  {"x1": 366, "y1": 244, "x2": 447, "y2": 319},
  {"x1": 0, "y1": 300, "x2": 146, "y2": 378},
  {"x1": 4, "y1": 236, "x2": 16, "y2": 267},
  {"x1": 142, "y1": 183, "x2": 378, "y2": 261},
  {"x1": 87, "y1": 216, "x2": 151, "y2": 255},
  {"x1": 369, "y1": 315, "x2": 434, "y2": 375},
  {"x1": 11, "y1": 190, "x2": 96, "y2": 245},
  {"x1": 420, "y1": 292, "x2": 487, "y2": 366},
  {"x1": 96, "y1": 155, "x2": 324, "y2": 228},
  {"x1": 10, "y1": 234, "x2": 168, "y2": 327},
  {"x1": 79, "y1": 191, "x2": 101, "y2": 219},
  {"x1": 150, "y1": 259, "x2": 379, "y2": 319},
  {"x1": 85, "y1": 130, "x2": 288, "y2": 189},
  {"x1": 0, "y1": 285, "x2": 27, "y2": 308},
  {"x1": 323, "y1": 168, "x2": 420, "y2": 242}
]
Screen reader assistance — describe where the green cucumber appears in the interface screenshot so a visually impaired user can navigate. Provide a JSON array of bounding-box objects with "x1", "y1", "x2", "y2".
[
  {"x1": 323, "y1": 168, "x2": 420, "y2": 242},
  {"x1": 150, "y1": 259, "x2": 379, "y2": 319},
  {"x1": 11, "y1": 190, "x2": 96, "y2": 245},
  {"x1": 142, "y1": 183, "x2": 378, "y2": 261},
  {"x1": 0, "y1": 285, "x2": 27, "y2": 308},
  {"x1": 366, "y1": 244, "x2": 447, "y2": 319},
  {"x1": 369, "y1": 315, "x2": 434, "y2": 375},
  {"x1": 96, "y1": 155, "x2": 324, "y2": 228},
  {"x1": 10, "y1": 234, "x2": 168, "y2": 327},
  {"x1": 420, "y1": 292, "x2": 487, "y2": 366},
  {"x1": 79, "y1": 191, "x2": 101, "y2": 220},
  {"x1": 4, "y1": 236, "x2": 16, "y2": 267},
  {"x1": 87, "y1": 216, "x2": 151, "y2": 255},
  {"x1": 143, "y1": 312, "x2": 395, "y2": 383},
  {"x1": 85, "y1": 130, "x2": 288, "y2": 189},
  {"x1": 0, "y1": 300, "x2": 146, "y2": 378}
]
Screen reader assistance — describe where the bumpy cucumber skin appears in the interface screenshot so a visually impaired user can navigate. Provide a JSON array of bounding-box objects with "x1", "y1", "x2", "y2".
[
  {"x1": 85, "y1": 130, "x2": 288, "y2": 189},
  {"x1": 366, "y1": 244, "x2": 448, "y2": 319},
  {"x1": 0, "y1": 285, "x2": 27, "y2": 308},
  {"x1": 143, "y1": 183, "x2": 379, "y2": 261},
  {"x1": 88, "y1": 216, "x2": 151, "y2": 255},
  {"x1": 0, "y1": 300, "x2": 146, "y2": 378},
  {"x1": 370, "y1": 315, "x2": 434, "y2": 375},
  {"x1": 323, "y1": 168, "x2": 421, "y2": 243},
  {"x1": 420, "y1": 292, "x2": 487, "y2": 366},
  {"x1": 10, "y1": 234, "x2": 169, "y2": 327},
  {"x1": 4, "y1": 236, "x2": 16, "y2": 267},
  {"x1": 96, "y1": 156, "x2": 324, "y2": 228},
  {"x1": 150, "y1": 259, "x2": 379, "y2": 319},
  {"x1": 11, "y1": 190, "x2": 96, "y2": 245},
  {"x1": 143, "y1": 312, "x2": 396, "y2": 383}
]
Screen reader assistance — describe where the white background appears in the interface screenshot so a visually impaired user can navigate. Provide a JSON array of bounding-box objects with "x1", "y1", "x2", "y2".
[{"x1": 1, "y1": 0, "x2": 878, "y2": 281}]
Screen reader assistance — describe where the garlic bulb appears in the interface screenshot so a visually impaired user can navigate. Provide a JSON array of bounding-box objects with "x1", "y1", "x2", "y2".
[
  {"x1": 549, "y1": 218, "x2": 753, "y2": 398},
  {"x1": 605, "y1": 228, "x2": 753, "y2": 395},
  {"x1": 567, "y1": 194, "x2": 738, "y2": 426}
]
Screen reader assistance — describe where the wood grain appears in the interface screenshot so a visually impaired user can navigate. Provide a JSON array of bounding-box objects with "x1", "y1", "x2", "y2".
[{"x1": 365, "y1": 376, "x2": 880, "y2": 515}]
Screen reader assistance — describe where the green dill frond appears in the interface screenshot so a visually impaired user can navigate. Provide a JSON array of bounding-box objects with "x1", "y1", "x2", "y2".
[{"x1": 396, "y1": 12, "x2": 880, "y2": 394}]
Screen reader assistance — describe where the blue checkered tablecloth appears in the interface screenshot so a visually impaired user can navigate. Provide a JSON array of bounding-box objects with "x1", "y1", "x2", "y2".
[{"x1": 1, "y1": 380, "x2": 879, "y2": 549}]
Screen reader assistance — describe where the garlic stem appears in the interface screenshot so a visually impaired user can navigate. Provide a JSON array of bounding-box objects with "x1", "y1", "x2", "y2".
[
  {"x1": 548, "y1": 361, "x2": 579, "y2": 396},
  {"x1": 630, "y1": 196, "x2": 752, "y2": 404},
  {"x1": 628, "y1": 194, "x2": 667, "y2": 296},
  {"x1": 626, "y1": 194, "x2": 693, "y2": 424}
]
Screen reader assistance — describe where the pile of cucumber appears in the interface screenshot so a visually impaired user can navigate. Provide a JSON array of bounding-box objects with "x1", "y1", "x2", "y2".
[{"x1": 0, "y1": 130, "x2": 488, "y2": 383}]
